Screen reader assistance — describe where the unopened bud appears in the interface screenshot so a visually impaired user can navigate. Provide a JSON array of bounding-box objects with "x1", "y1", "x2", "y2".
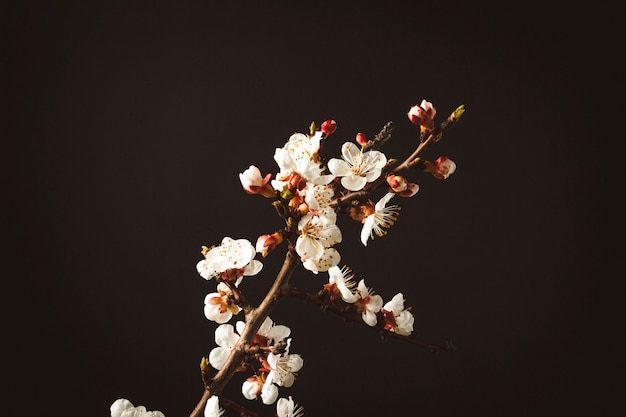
[
  {"x1": 451, "y1": 104, "x2": 465, "y2": 121},
  {"x1": 200, "y1": 357, "x2": 210, "y2": 371},
  {"x1": 387, "y1": 174, "x2": 419, "y2": 197},
  {"x1": 407, "y1": 99, "x2": 436, "y2": 129},
  {"x1": 239, "y1": 165, "x2": 275, "y2": 197},
  {"x1": 321, "y1": 119, "x2": 337, "y2": 137},
  {"x1": 386, "y1": 175, "x2": 408, "y2": 192},
  {"x1": 256, "y1": 232, "x2": 284, "y2": 257},
  {"x1": 355, "y1": 132, "x2": 368, "y2": 147},
  {"x1": 423, "y1": 156, "x2": 457, "y2": 180}
]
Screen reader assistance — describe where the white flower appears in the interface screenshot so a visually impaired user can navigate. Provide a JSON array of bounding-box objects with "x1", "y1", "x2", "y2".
[
  {"x1": 242, "y1": 375, "x2": 264, "y2": 401},
  {"x1": 204, "y1": 396, "x2": 224, "y2": 417},
  {"x1": 236, "y1": 316, "x2": 291, "y2": 348},
  {"x1": 203, "y1": 282, "x2": 242, "y2": 324},
  {"x1": 327, "y1": 265, "x2": 358, "y2": 303},
  {"x1": 301, "y1": 247, "x2": 341, "y2": 274},
  {"x1": 272, "y1": 146, "x2": 334, "y2": 192},
  {"x1": 300, "y1": 182, "x2": 336, "y2": 224},
  {"x1": 327, "y1": 142, "x2": 387, "y2": 191},
  {"x1": 360, "y1": 192, "x2": 400, "y2": 246},
  {"x1": 283, "y1": 131, "x2": 323, "y2": 161},
  {"x1": 110, "y1": 399, "x2": 165, "y2": 417},
  {"x1": 196, "y1": 237, "x2": 263, "y2": 286},
  {"x1": 243, "y1": 373, "x2": 279, "y2": 404},
  {"x1": 354, "y1": 279, "x2": 383, "y2": 326},
  {"x1": 267, "y1": 349, "x2": 304, "y2": 388},
  {"x1": 277, "y1": 396, "x2": 304, "y2": 417},
  {"x1": 208, "y1": 323, "x2": 240, "y2": 370},
  {"x1": 295, "y1": 214, "x2": 342, "y2": 260},
  {"x1": 260, "y1": 372, "x2": 279, "y2": 405},
  {"x1": 382, "y1": 293, "x2": 415, "y2": 336}
]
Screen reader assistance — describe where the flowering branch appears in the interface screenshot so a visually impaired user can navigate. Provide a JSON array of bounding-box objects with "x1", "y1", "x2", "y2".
[
  {"x1": 189, "y1": 247, "x2": 300, "y2": 417},
  {"x1": 111, "y1": 99, "x2": 466, "y2": 417},
  {"x1": 288, "y1": 286, "x2": 455, "y2": 352}
]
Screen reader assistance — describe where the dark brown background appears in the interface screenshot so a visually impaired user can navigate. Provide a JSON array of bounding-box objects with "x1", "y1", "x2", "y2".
[{"x1": 8, "y1": 1, "x2": 612, "y2": 416}]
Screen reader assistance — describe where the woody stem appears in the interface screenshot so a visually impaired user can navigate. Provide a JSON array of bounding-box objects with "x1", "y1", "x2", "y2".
[{"x1": 188, "y1": 247, "x2": 300, "y2": 417}]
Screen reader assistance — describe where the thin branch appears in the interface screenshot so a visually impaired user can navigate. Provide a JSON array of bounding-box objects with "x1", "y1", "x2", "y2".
[
  {"x1": 363, "y1": 121, "x2": 394, "y2": 152},
  {"x1": 220, "y1": 396, "x2": 260, "y2": 417},
  {"x1": 288, "y1": 286, "x2": 455, "y2": 353},
  {"x1": 189, "y1": 248, "x2": 301, "y2": 417}
]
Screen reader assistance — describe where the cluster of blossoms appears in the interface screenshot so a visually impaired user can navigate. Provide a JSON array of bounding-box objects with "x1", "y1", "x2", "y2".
[
  {"x1": 206, "y1": 316, "x2": 304, "y2": 406},
  {"x1": 111, "y1": 99, "x2": 464, "y2": 417}
]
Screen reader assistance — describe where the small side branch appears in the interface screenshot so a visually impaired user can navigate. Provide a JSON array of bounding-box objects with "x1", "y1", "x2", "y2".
[
  {"x1": 363, "y1": 121, "x2": 394, "y2": 152},
  {"x1": 288, "y1": 286, "x2": 455, "y2": 353}
]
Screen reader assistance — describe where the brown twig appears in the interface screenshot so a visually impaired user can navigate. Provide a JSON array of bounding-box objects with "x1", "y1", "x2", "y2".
[
  {"x1": 188, "y1": 247, "x2": 301, "y2": 417},
  {"x1": 220, "y1": 396, "x2": 260, "y2": 417},
  {"x1": 288, "y1": 286, "x2": 455, "y2": 353}
]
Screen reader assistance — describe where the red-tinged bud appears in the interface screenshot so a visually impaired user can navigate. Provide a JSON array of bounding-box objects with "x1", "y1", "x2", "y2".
[
  {"x1": 407, "y1": 99, "x2": 437, "y2": 130},
  {"x1": 387, "y1": 175, "x2": 419, "y2": 197},
  {"x1": 386, "y1": 175, "x2": 408, "y2": 192},
  {"x1": 423, "y1": 156, "x2": 457, "y2": 180},
  {"x1": 356, "y1": 132, "x2": 368, "y2": 147},
  {"x1": 321, "y1": 119, "x2": 337, "y2": 137},
  {"x1": 239, "y1": 165, "x2": 276, "y2": 198},
  {"x1": 256, "y1": 232, "x2": 284, "y2": 258}
]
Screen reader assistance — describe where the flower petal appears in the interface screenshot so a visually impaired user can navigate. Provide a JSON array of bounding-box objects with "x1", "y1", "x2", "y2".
[
  {"x1": 341, "y1": 142, "x2": 360, "y2": 164},
  {"x1": 327, "y1": 158, "x2": 351, "y2": 177},
  {"x1": 341, "y1": 174, "x2": 367, "y2": 191},
  {"x1": 244, "y1": 259, "x2": 263, "y2": 276},
  {"x1": 361, "y1": 215, "x2": 376, "y2": 246}
]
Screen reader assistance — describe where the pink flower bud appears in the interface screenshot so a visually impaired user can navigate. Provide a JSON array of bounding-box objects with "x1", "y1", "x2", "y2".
[
  {"x1": 386, "y1": 175, "x2": 408, "y2": 192},
  {"x1": 386, "y1": 175, "x2": 419, "y2": 197},
  {"x1": 424, "y1": 156, "x2": 457, "y2": 180},
  {"x1": 321, "y1": 119, "x2": 337, "y2": 137},
  {"x1": 355, "y1": 132, "x2": 368, "y2": 147},
  {"x1": 239, "y1": 165, "x2": 276, "y2": 197},
  {"x1": 255, "y1": 232, "x2": 283, "y2": 257},
  {"x1": 407, "y1": 99, "x2": 436, "y2": 129}
]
